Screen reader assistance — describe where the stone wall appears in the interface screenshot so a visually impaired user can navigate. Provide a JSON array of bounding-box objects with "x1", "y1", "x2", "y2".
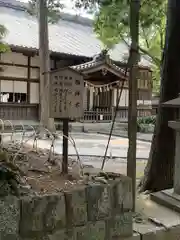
[{"x1": 0, "y1": 175, "x2": 133, "y2": 240}]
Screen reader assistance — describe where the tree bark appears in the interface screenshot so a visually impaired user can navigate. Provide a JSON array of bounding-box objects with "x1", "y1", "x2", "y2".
[
  {"x1": 39, "y1": 0, "x2": 55, "y2": 133},
  {"x1": 140, "y1": 0, "x2": 180, "y2": 192},
  {"x1": 127, "y1": 0, "x2": 140, "y2": 211}
]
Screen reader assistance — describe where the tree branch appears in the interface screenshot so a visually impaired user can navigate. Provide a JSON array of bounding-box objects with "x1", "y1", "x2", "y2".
[{"x1": 121, "y1": 36, "x2": 161, "y2": 66}]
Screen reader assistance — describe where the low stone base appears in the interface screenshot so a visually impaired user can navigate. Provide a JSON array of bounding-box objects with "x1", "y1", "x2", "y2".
[
  {"x1": 150, "y1": 188, "x2": 180, "y2": 213},
  {"x1": 0, "y1": 174, "x2": 133, "y2": 240}
]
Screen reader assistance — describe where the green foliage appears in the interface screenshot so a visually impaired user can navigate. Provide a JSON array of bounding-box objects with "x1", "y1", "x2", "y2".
[
  {"x1": 0, "y1": 24, "x2": 6, "y2": 37},
  {"x1": 137, "y1": 116, "x2": 156, "y2": 133},
  {"x1": 28, "y1": 0, "x2": 64, "y2": 23},
  {"x1": 73, "y1": 0, "x2": 166, "y2": 93},
  {"x1": 74, "y1": 0, "x2": 101, "y2": 10},
  {"x1": 0, "y1": 24, "x2": 10, "y2": 53},
  {"x1": 93, "y1": 0, "x2": 167, "y2": 93},
  {"x1": 137, "y1": 116, "x2": 156, "y2": 125}
]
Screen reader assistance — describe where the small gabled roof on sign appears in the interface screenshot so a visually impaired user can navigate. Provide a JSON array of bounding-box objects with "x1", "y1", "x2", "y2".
[
  {"x1": 50, "y1": 66, "x2": 85, "y2": 77},
  {"x1": 163, "y1": 94, "x2": 180, "y2": 108},
  {"x1": 71, "y1": 52, "x2": 128, "y2": 79}
]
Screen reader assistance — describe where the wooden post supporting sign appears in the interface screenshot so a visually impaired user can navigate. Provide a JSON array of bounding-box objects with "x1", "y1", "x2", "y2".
[
  {"x1": 62, "y1": 118, "x2": 69, "y2": 174},
  {"x1": 49, "y1": 68, "x2": 84, "y2": 174}
]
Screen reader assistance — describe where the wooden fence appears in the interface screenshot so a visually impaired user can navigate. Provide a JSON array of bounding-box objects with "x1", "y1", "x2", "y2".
[{"x1": 79, "y1": 106, "x2": 152, "y2": 122}]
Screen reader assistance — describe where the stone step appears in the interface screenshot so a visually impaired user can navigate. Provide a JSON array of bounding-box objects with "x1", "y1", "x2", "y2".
[{"x1": 150, "y1": 191, "x2": 180, "y2": 213}]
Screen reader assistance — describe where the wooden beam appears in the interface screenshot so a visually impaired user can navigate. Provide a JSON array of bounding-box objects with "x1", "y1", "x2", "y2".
[
  {"x1": 9, "y1": 45, "x2": 91, "y2": 62},
  {"x1": 0, "y1": 76, "x2": 39, "y2": 82},
  {"x1": 0, "y1": 62, "x2": 39, "y2": 69}
]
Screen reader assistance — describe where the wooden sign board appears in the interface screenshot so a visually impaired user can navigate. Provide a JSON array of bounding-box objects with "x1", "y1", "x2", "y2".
[{"x1": 49, "y1": 68, "x2": 84, "y2": 119}]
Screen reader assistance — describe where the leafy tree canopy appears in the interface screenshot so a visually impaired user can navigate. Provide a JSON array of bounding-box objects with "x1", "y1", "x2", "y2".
[
  {"x1": 0, "y1": 24, "x2": 10, "y2": 53},
  {"x1": 74, "y1": 0, "x2": 167, "y2": 92},
  {"x1": 28, "y1": 0, "x2": 64, "y2": 23}
]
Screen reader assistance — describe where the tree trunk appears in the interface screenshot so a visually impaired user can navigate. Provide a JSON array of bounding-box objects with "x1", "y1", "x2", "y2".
[
  {"x1": 127, "y1": 0, "x2": 140, "y2": 211},
  {"x1": 39, "y1": 0, "x2": 55, "y2": 133},
  {"x1": 140, "y1": 0, "x2": 180, "y2": 192}
]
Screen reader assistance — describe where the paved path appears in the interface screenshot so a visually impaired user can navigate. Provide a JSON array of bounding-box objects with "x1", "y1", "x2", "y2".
[
  {"x1": 31, "y1": 132, "x2": 150, "y2": 159},
  {"x1": 4, "y1": 120, "x2": 153, "y2": 142},
  {"x1": 3, "y1": 132, "x2": 151, "y2": 159},
  {"x1": 98, "y1": 130, "x2": 153, "y2": 142},
  {"x1": 3, "y1": 132, "x2": 150, "y2": 178}
]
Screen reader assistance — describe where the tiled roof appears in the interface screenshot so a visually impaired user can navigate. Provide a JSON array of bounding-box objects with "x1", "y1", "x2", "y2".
[
  {"x1": 71, "y1": 56, "x2": 129, "y2": 79},
  {"x1": 0, "y1": 0, "x2": 151, "y2": 67},
  {"x1": 163, "y1": 96, "x2": 180, "y2": 107}
]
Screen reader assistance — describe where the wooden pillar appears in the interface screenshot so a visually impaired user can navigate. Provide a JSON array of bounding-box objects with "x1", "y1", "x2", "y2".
[
  {"x1": 89, "y1": 87, "x2": 94, "y2": 109},
  {"x1": 27, "y1": 56, "x2": 31, "y2": 103},
  {"x1": 83, "y1": 85, "x2": 88, "y2": 109},
  {"x1": 112, "y1": 88, "x2": 117, "y2": 106}
]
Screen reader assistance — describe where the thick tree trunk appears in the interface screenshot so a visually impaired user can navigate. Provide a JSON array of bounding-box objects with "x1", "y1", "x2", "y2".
[
  {"x1": 39, "y1": 0, "x2": 55, "y2": 133},
  {"x1": 140, "y1": 0, "x2": 180, "y2": 192},
  {"x1": 127, "y1": 0, "x2": 140, "y2": 211}
]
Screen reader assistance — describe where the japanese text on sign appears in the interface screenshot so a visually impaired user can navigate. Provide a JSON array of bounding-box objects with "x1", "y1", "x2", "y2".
[{"x1": 49, "y1": 69, "x2": 84, "y2": 119}]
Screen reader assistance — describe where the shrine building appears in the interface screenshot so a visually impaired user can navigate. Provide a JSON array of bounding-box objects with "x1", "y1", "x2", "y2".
[{"x1": 0, "y1": 0, "x2": 152, "y2": 122}]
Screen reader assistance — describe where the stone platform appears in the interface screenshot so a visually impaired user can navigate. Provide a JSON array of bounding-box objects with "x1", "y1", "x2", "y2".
[
  {"x1": 1, "y1": 185, "x2": 180, "y2": 239},
  {"x1": 151, "y1": 189, "x2": 180, "y2": 213},
  {"x1": 0, "y1": 174, "x2": 133, "y2": 240},
  {"x1": 133, "y1": 193, "x2": 180, "y2": 240}
]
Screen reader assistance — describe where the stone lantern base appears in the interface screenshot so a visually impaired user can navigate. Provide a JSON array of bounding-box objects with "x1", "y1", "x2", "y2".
[
  {"x1": 151, "y1": 189, "x2": 180, "y2": 213},
  {"x1": 151, "y1": 120, "x2": 180, "y2": 213}
]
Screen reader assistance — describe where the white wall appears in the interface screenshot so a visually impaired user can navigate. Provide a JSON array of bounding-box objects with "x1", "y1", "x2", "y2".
[
  {"x1": 30, "y1": 68, "x2": 39, "y2": 79},
  {"x1": 14, "y1": 81, "x2": 27, "y2": 93},
  {"x1": 0, "y1": 65, "x2": 27, "y2": 78},
  {"x1": 0, "y1": 52, "x2": 40, "y2": 103},
  {"x1": 31, "y1": 55, "x2": 39, "y2": 67},
  {"x1": 1, "y1": 80, "x2": 13, "y2": 92},
  {"x1": 0, "y1": 52, "x2": 28, "y2": 65},
  {"x1": 30, "y1": 82, "x2": 39, "y2": 103},
  {"x1": 0, "y1": 80, "x2": 27, "y2": 93}
]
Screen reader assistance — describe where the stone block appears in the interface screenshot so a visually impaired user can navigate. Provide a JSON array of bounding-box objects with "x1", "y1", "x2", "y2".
[
  {"x1": 88, "y1": 221, "x2": 106, "y2": 240},
  {"x1": 0, "y1": 181, "x2": 11, "y2": 196},
  {"x1": 73, "y1": 221, "x2": 106, "y2": 240},
  {"x1": 21, "y1": 237, "x2": 48, "y2": 240},
  {"x1": 111, "y1": 232, "x2": 140, "y2": 240},
  {"x1": 106, "y1": 212, "x2": 133, "y2": 238},
  {"x1": 64, "y1": 187, "x2": 87, "y2": 226},
  {"x1": 86, "y1": 183, "x2": 112, "y2": 221},
  {"x1": 43, "y1": 194, "x2": 66, "y2": 232},
  {"x1": 140, "y1": 229, "x2": 166, "y2": 240},
  {"x1": 20, "y1": 193, "x2": 66, "y2": 238},
  {"x1": 112, "y1": 175, "x2": 132, "y2": 213},
  {"x1": 66, "y1": 230, "x2": 75, "y2": 240},
  {"x1": 0, "y1": 196, "x2": 20, "y2": 235},
  {"x1": 0, "y1": 234, "x2": 20, "y2": 240},
  {"x1": 73, "y1": 225, "x2": 89, "y2": 240},
  {"x1": 20, "y1": 195, "x2": 48, "y2": 237},
  {"x1": 164, "y1": 225, "x2": 180, "y2": 240},
  {"x1": 48, "y1": 230, "x2": 66, "y2": 240},
  {"x1": 126, "y1": 233, "x2": 141, "y2": 240}
]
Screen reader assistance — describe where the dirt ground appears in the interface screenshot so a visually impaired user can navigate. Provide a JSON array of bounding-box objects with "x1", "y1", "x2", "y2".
[
  {"x1": 0, "y1": 139, "x2": 146, "y2": 196},
  {"x1": 1, "y1": 143, "x2": 92, "y2": 196}
]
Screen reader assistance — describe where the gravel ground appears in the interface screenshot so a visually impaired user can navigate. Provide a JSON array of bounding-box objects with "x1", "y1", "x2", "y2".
[{"x1": 69, "y1": 155, "x2": 147, "y2": 180}]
